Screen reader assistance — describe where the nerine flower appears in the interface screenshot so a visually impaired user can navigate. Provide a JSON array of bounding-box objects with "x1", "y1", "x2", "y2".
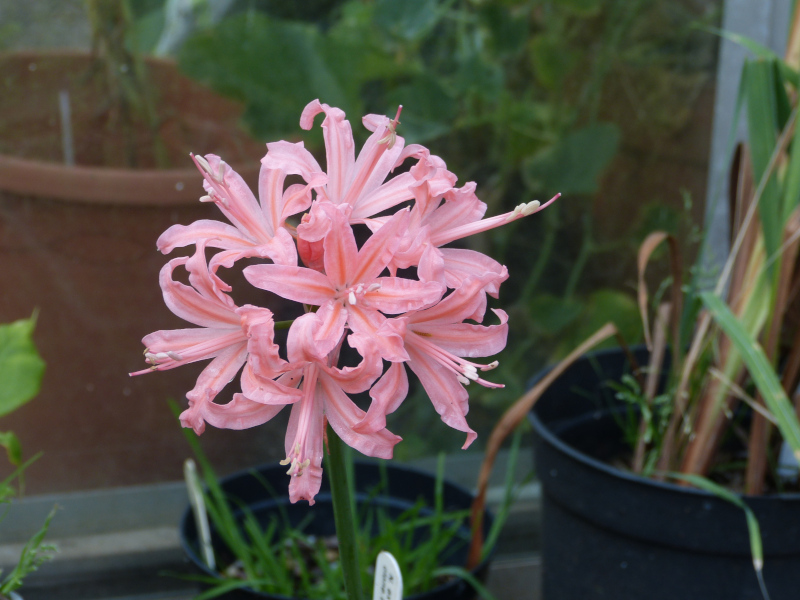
[
  {"x1": 135, "y1": 100, "x2": 557, "y2": 503},
  {"x1": 156, "y1": 153, "x2": 320, "y2": 268},
  {"x1": 278, "y1": 312, "x2": 401, "y2": 504},
  {"x1": 130, "y1": 243, "x2": 300, "y2": 434},
  {"x1": 356, "y1": 275, "x2": 508, "y2": 448},
  {"x1": 263, "y1": 100, "x2": 452, "y2": 223}
]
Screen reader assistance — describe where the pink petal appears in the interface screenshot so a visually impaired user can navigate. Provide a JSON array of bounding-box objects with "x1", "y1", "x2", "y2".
[
  {"x1": 243, "y1": 264, "x2": 335, "y2": 306},
  {"x1": 284, "y1": 369, "x2": 325, "y2": 505},
  {"x1": 406, "y1": 276, "x2": 492, "y2": 325},
  {"x1": 322, "y1": 205, "x2": 358, "y2": 288},
  {"x1": 320, "y1": 372, "x2": 401, "y2": 459},
  {"x1": 240, "y1": 362, "x2": 303, "y2": 404},
  {"x1": 348, "y1": 309, "x2": 409, "y2": 362},
  {"x1": 198, "y1": 155, "x2": 272, "y2": 242},
  {"x1": 236, "y1": 305, "x2": 287, "y2": 376},
  {"x1": 201, "y1": 393, "x2": 286, "y2": 430},
  {"x1": 157, "y1": 220, "x2": 254, "y2": 254},
  {"x1": 301, "y1": 100, "x2": 355, "y2": 203},
  {"x1": 366, "y1": 278, "x2": 443, "y2": 315},
  {"x1": 180, "y1": 342, "x2": 248, "y2": 434},
  {"x1": 351, "y1": 208, "x2": 410, "y2": 284},
  {"x1": 410, "y1": 309, "x2": 508, "y2": 358},
  {"x1": 257, "y1": 164, "x2": 286, "y2": 237},
  {"x1": 322, "y1": 332, "x2": 384, "y2": 394},
  {"x1": 341, "y1": 115, "x2": 405, "y2": 210},
  {"x1": 296, "y1": 201, "x2": 334, "y2": 243},
  {"x1": 350, "y1": 172, "x2": 417, "y2": 221},
  {"x1": 160, "y1": 258, "x2": 239, "y2": 328},
  {"x1": 138, "y1": 327, "x2": 244, "y2": 371},
  {"x1": 312, "y1": 301, "x2": 348, "y2": 358},
  {"x1": 416, "y1": 243, "x2": 445, "y2": 286},
  {"x1": 427, "y1": 183, "x2": 487, "y2": 241},
  {"x1": 406, "y1": 344, "x2": 477, "y2": 449},
  {"x1": 440, "y1": 249, "x2": 508, "y2": 297},
  {"x1": 262, "y1": 140, "x2": 325, "y2": 185},
  {"x1": 354, "y1": 362, "x2": 408, "y2": 433}
]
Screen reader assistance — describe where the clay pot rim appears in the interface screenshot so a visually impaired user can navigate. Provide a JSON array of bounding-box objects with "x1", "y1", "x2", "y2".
[{"x1": 0, "y1": 49, "x2": 263, "y2": 207}]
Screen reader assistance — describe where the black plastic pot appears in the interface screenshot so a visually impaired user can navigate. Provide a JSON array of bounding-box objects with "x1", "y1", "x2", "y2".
[
  {"x1": 181, "y1": 461, "x2": 493, "y2": 600},
  {"x1": 528, "y1": 346, "x2": 800, "y2": 600}
]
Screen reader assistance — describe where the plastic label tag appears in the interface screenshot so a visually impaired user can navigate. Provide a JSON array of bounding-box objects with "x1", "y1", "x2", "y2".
[{"x1": 372, "y1": 550, "x2": 403, "y2": 600}]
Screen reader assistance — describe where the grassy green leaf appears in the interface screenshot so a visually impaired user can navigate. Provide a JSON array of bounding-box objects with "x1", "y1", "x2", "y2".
[
  {"x1": 706, "y1": 26, "x2": 799, "y2": 87},
  {"x1": 668, "y1": 473, "x2": 765, "y2": 583},
  {"x1": 522, "y1": 123, "x2": 620, "y2": 196},
  {"x1": 744, "y1": 59, "x2": 782, "y2": 264},
  {"x1": 0, "y1": 315, "x2": 45, "y2": 419},
  {"x1": 700, "y1": 291, "x2": 800, "y2": 459}
]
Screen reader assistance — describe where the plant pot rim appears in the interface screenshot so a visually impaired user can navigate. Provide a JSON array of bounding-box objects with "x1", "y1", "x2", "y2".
[
  {"x1": 0, "y1": 49, "x2": 263, "y2": 207},
  {"x1": 180, "y1": 460, "x2": 494, "y2": 600},
  {"x1": 527, "y1": 345, "x2": 800, "y2": 502}
]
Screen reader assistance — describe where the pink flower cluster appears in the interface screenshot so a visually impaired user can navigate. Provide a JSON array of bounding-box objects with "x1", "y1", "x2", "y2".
[{"x1": 132, "y1": 100, "x2": 557, "y2": 504}]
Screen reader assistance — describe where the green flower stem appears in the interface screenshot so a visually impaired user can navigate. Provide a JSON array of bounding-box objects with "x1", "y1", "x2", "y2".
[{"x1": 326, "y1": 425, "x2": 363, "y2": 600}]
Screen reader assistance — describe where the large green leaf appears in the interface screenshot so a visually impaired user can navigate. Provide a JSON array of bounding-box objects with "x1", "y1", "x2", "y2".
[
  {"x1": 522, "y1": 122, "x2": 620, "y2": 196},
  {"x1": 373, "y1": 0, "x2": 445, "y2": 42},
  {"x1": 179, "y1": 12, "x2": 399, "y2": 141},
  {"x1": 0, "y1": 315, "x2": 45, "y2": 419},
  {"x1": 553, "y1": 289, "x2": 641, "y2": 358}
]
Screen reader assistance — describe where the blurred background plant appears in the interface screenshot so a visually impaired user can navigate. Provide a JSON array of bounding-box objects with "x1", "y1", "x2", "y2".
[
  {"x1": 0, "y1": 314, "x2": 56, "y2": 596},
  {"x1": 109, "y1": 0, "x2": 720, "y2": 457}
]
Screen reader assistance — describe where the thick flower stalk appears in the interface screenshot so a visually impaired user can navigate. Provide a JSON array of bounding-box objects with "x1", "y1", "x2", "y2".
[{"x1": 132, "y1": 99, "x2": 557, "y2": 505}]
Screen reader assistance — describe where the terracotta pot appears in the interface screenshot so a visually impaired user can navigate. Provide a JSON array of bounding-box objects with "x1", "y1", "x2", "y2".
[
  {"x1": 0, "y1": 50, "x2": 265, "y2": 204},
  {"x1": 0, "y1": 50, "x2": 289, "y2": 494}
]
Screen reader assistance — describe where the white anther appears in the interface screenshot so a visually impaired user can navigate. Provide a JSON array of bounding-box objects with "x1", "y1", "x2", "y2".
[
  {"x1": 463, "y1": 365, "x2": 479, "y2": 376},
  {"x1": 464, "y1": 370, "x2": 479, "y2": 381},
  {"x1": 348, "y1": 291, "x2": 357, "y2": 305},
  {"x1": 367, "y1": 283, "x2": 382, "y2": 292},
  {"x1": 194, "y1": 154, "x2": 212, "y2": 174},
  {"x1": 279, "y1": 457, "x2": 291, "y2": 466},
  {"x1": 199, "y1": 195, "x2": 214, "y2": 203},
  {"x1": 522, "y1": 200, "x2": 541, "y2": 216},
  {"x1": 216, "y1": 160, "x2": 227, "y2": 183},
  {"x1": 166, "y1": 351, "x2": 183, "y2": 361},
  {"x1": 482, "y1": 361, "x2": 499, "y2": 371},
  {"x1": 457, "y1": 375, "x2": 471, "y2": 386},
  {"x1": 505, "y1": 204, "x2": 523, "y2": 221}
]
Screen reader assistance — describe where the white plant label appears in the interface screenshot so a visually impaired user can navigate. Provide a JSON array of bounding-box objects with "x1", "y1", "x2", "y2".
[{"x1": 372, "y1": 550, "x2": 403, "y2": 600}]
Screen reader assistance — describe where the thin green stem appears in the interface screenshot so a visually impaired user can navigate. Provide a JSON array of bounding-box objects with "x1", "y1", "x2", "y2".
[
  {"x1": 326, "y1": 425, "x2": 363, "y2": 600},
  {"x1": 274, "y1": 319, "x2": 294, "y2": 330}
]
